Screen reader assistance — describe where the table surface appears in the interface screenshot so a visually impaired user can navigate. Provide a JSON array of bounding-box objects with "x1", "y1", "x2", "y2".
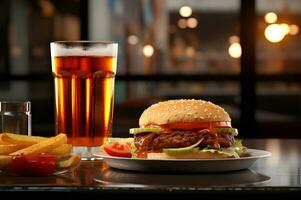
[{"x1": 1, "y1": 139, "x2": 301, "y2": 196}]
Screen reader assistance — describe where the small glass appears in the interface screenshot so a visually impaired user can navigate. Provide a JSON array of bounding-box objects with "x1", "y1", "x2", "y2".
[{"x1": 0, "y1": 101, "x2": 32, "y2": 135}]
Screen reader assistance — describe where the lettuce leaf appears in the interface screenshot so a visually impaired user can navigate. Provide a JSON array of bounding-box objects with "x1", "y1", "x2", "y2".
[
  {"x1": 231, "y1": 140, "x2": 244, "y2": 155},
  {"x1": 198, "y1": 140, "x2": 244, "y2": 158},
  {"x1": 103, "y1": 137, "x2": 134, "y2": 146},
  {"x1": 217, "y1": 140, "x2": 244, "y2": 157},
  {"x1": 199, "y1": 148, "x2": 240, "y2": 158}
]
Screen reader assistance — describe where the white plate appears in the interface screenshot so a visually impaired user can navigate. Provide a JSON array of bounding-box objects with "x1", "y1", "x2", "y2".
[{"x1": 93, "y1": 149, "x2": 271, "y2": 173}]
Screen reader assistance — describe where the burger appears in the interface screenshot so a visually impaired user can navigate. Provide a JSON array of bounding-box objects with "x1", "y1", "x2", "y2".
[{"x1": 129, "y1": 99, "x2": 245, "y2": 159}]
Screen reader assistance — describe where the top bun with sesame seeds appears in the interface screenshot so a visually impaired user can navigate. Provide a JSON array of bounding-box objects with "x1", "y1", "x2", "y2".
[{"x1": 139, "y1": 99, "x2": 231, "y2": 127}]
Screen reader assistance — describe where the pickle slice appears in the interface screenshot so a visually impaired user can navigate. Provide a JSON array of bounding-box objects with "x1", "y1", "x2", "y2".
[
  {"x1": 216, "y1": 128, "x2": 238, "y2": 136},
  {"x1": 163, "y1": 139, "x2": 203, "y2": 154},
  {"x1": 129, "y1": 127, "x2": 162, "y2": 134}
]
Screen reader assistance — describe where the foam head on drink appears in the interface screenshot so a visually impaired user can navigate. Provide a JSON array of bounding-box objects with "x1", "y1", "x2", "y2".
[{"x1": 50, "y1": 42, "x2": 118, "y2": 146}]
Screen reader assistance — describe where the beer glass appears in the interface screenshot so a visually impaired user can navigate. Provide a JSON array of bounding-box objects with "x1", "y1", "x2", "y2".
[{"x1": 50, "y1": 41, "x2": 118, "y2": 160}]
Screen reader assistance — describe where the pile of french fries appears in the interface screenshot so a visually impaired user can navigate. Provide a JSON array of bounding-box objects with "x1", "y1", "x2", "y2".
[{"x1": 0, "y1": 133, "x2": 80, "y2": 170}]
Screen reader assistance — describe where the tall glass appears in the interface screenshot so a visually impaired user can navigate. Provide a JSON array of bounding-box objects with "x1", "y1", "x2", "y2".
[{"x1": 50, "y1": 41, "x2": 118, "y2": 160}]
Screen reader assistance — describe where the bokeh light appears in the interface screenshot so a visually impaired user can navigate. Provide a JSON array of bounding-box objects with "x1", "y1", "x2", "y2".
[
  {"x1": 228, "y1": 42, "x2": 241, "y2": 58},
  {"x1": 280, "y1": 23, "x2": 290, "y2": 35},
  {"x1": 289, "y1": 24, "x2": 299, "y2": 35},
  {"x1": 185, "y1": 46, "x2": 196, "y2": 57},
  {"x1": 178, "y1": 19, "x2": 187, "y2": 29},
  {"x1": 229, "y1": 35, "x2": 240, "y2": 43},
  {"x1": 179, "y1": 6, "x2": 192, "y2": 17},
  {"x1": 128, "y1": 35, "x2": 139, "y2": 45},
  {"x1": 265, "y1": 12, "x2": 278, "y2": 24},
  {"x1": 265, "y1": 24, "x2": 286, "y2": 43},
  {"x1": 143, "y1": 45, "x2": 154, "y2": 57},
  {"x1": 187, "y1": 18, "x2": 198, "y2": 28}
]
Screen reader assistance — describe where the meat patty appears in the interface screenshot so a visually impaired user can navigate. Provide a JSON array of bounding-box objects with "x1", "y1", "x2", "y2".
[
  {"x1": 134, "y1": 130, "x2": 235, "y2": 151},
  {"x1": 218, "y1": 133, "x2": 235, "y2": 147}
]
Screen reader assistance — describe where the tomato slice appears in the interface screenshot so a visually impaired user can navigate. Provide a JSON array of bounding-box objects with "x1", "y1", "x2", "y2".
[
  {"x1": 103, "y1": 142, "x2": 132, "y2": 158},
  {"x1": 147, "y1": 121, "x2": 231, "y2": 130}
]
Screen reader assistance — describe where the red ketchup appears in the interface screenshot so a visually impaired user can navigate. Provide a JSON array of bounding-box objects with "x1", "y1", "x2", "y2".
[{"x1": 9, "y1": 154, "x2": 56, "y2": 176}]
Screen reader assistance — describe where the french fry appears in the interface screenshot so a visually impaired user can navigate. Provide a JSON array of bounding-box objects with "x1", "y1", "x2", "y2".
[
  {"x1": 0, "y1": 155, "x2": 12, "y2": 168},
  {"x1": 10, "y1": 134, "x2": 67, "y2": 156},
  {"x1": 48, "y1": 144, "x2": 72, "y2": 157},
  {"x1": 0, "y1": 144, "x2": 24, "y2": 155},
  {"x1": 1, "y1": 133, "x2": 47, "y2": 146},
  {"x1": 57, "y1": 154, "x2": 81, "y2": 169}
]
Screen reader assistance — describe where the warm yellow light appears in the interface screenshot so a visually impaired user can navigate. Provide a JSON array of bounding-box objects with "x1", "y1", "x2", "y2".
[
  {"x1": 228, "y1": 42, "x2": 241, "y2": 58},
  {"x1": 143, "y1": 45, "x2": 154, "y2": 57},
  {"x1": 265, "y1": 12, "x2": 278, "y2": 23},
  {"x1": 265, "y1": 24, "x2": 286, "y2": 43},
  {"x1": 177, "y1": 19, "x2": 187, "y2": 29},
  {"x1": 289, "y1": 24, "x2": 299, "y2": 35},
  {"x1": 280, "y1": 23, "x2": 290, "y2": 35},
  {"x1": 179, "y1": 6, "x2": 192, "y2": 17},
  {"x1": 128, "y1": 35, "x2": 138, "y2": 45},
  {"x1": 187, "y1": 18, "x2": 198, "y2": 28},
  {"x1": 229, "y1": 35, "x2": 240, "y2": 43}
]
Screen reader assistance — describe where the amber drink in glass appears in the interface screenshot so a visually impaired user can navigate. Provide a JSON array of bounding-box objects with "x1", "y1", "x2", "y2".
[{"x1": 50, "y1": 41, "x2": 118, "y2": 159}]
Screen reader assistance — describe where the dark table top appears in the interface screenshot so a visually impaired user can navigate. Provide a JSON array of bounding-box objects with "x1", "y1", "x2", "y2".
[{"x1": 1, "y1": 139, "x2": 301, "y2": 198}]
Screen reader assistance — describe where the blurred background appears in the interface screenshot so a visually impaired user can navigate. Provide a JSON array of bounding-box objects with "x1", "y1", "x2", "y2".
[{"x1": 0, "y1": 0, "x2": 300, "y2": 138}]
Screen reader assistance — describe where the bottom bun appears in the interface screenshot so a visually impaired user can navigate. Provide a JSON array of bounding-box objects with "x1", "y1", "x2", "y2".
[{"x1": 147, "y1": 151, "x2": 233, "y2": 159}]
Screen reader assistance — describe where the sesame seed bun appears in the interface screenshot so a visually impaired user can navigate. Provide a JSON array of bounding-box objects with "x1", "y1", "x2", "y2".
[{"x1": 139, "y1": 99, "x2": 231, "y2": 127}]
